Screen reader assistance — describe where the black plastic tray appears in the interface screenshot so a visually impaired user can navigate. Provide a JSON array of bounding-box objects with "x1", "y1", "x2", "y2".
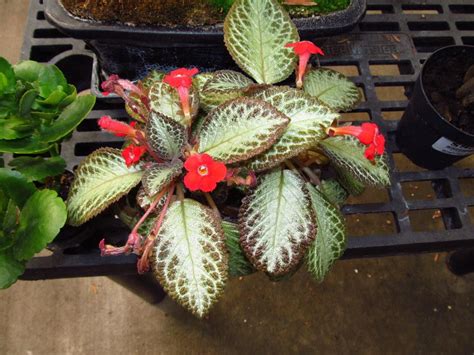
[{"x1": 18, "y1": 0, "x2": 474, "y2": 280}]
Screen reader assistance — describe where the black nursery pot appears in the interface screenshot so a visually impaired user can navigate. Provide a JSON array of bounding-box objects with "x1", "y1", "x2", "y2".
[
  {"x1": 44, "y1": 0, "x2": 366, "y2": 80},
  {"x1": 396, "y1": 45, "x2": 474, "y2": 170}
]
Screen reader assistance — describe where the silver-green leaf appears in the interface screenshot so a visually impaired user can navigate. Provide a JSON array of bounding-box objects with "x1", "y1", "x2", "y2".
[
  {"x1": 247, "y1": 86, "x2": 339, "y2": 171},
  {"x1": 303, "y1": 68, "x2": 361, "y2": 112},
  {"x1": 222, "y1": 220, "x2": 255, "y2": 277},
  {"x1": 151, "y1": 199, "x2": 228, "y2": 318},
  {"x1": 149, "y1": 81, "x2": 199, "y2": 126},
  {"x1": 142, "y1": 160, "x2": 183, "y2": 197},
  {"x1": 239, "y1": 169, "x2": 315, "y2": 276},
  {"x1": 224, "y1": 0, "x2": 299, "y2": 84},
  {"x1": 306, "y1": 183, "x2": 346, "y2": 282},
  {"x1": 197, "y1": 98, "x2": 289, "y2": 164},
  {"x1": 146, "y1": 112, "x2": 187, "y2": 160},
  {"x1": 318, "y1": 178, "x2": 349, "y2": 207},
  {"x1": 67, "y1": 148, "x2": 144, "y2": 226},
  {"x1": 320, "y1": 136, "x2": 390, "y2": 187},
  {"x1": 200, "y1": 70, "x2": 254, "y2": 111}
]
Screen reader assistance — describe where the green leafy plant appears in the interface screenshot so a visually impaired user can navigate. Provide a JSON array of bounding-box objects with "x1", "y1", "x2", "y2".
[{"x1": 67, "y1": 0, "x2": 390, "y2": 318}]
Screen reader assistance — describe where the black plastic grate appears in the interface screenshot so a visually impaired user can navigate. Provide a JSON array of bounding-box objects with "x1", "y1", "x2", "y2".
[{"x1": 19, "y1": 0, "x2": 474, "y2": 278}]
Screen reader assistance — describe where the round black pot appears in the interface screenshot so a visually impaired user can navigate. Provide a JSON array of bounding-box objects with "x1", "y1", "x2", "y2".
[
  {"x1": 396, "y1": 45, "x2": 474, "y2": 170},
  {"x1": 44, "y1": 0, "x2": 366, "y2": 80}
]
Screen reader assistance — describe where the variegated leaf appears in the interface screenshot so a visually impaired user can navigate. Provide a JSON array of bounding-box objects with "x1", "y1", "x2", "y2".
[
  {"x1": 320, "y1": 136, "x2": 390, "y2": 187},
  {"x1": 334, "y1": 165, "x2": 365, "y2": 196},
  {"x1": 142, "y1": 161, "x2": 183, "y2": 197},
  {"x1": 146, "y1": 112, "x2": 187, "y2": 160},
  {"x1": 303, "y1": 68, "x2": 361, "y2": 112},
  {"x1": 200, "y1": 70, "x2": 254, "y2": 111},
  {"x1": 318, "y1": 179, "x2": 349, "y2": 207},
  {"x1": 239, "y1": 169, "x2": 315, "y2": 276},
  {"x1": 247, "y1": 87, "x2": 339, "y2": 171},
  {"x1": 197, "y1": 98, "x2": 289, "y2": 164},
  {"x1": 149, "y1": 81, "x2": 199, "y2": 126},
  {"x1": 222, "y1": 220, "x2": 255, "y2": 277},
  {"x1": 67, "y1": 148, "x2": 144, "y2": 226},
  {"x1": 151, "y1": 199, "x2": 228, "y2": 318},
  {"x1": 136, "y1": 186, "x2": 167, "y2": 211},
  {"x1": 224, "y1": 0, "x2": 299, "y2": 84},
  {"x1": 306, "y1": 183, "x2": 347, "y2": 283}
]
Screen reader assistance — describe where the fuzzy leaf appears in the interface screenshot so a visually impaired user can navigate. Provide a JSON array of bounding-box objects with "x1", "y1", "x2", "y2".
[
  {"x1": 239, "y1": 169, "x2": 315, "y2": 276},
  {"x1": 9, "y1": 156, "x2": 66, "y2": 182},
  {"x1": 13, "y1": 189, "x2": 67, "y2": 261},
  {"x1": 146, "y1": 112, "x2": 187, "y2": 160},
  {"x1": 197, "y1": 98, "x2": 289, "y2": 164},
  {"x1": 0, "y1": 250, "x2": 25, "y2": 289},
  {"x1": 200, "y1": 70, "x2": 253, "y2": 111},
  {"x1": 318, "y1": 179, "x2": 349, "y2": 207},
  {"x1": 142, "y1": 161, "x2": 183, "y2": 197},
  {"x1": 303, "y1": 68, "x2": 361, "y2": 112},
  {"x1": 222, "y1": 220, "x2": 255, "y2": 277},
  {"x1": 306, "y1": 184, "x2": 346, "y2": 282},
  {"x1": 320, "y1": 136, "x2": 390, "y2": 187},
  {"x1": 67, "y1": 148, "x2": 144, "y2": 226},
  {"x1": 151, "y1": 199, "x2": 228, "y2": 318},
  {"x1": 247, "y1": 87, "x2": 339, "y2": 171},
  {"x1": 334, "y1": 165, "x2": 365, "y2": 196},
  {"x1": 149, "y1": 81, "x2": 199, "y2": 126},
  {"x1": 224, "y1": 0, "x2": 299, "y2": 84},
  {"x1": 136, "y1": 186, "x2": 166, "y2": 211}
]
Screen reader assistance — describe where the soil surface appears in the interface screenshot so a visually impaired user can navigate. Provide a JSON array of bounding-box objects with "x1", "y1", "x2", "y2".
[{"x1": 423, "y1": 48, "x2": 474, "y2": 135}]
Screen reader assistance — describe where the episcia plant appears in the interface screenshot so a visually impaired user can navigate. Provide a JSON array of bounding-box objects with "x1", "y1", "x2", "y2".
[
  {"x1": 66, "y1": 0, "x2": 390, "y2": 318},
  {"x1": 0, "y1": 58, "x2": 95, "y2": 288}
]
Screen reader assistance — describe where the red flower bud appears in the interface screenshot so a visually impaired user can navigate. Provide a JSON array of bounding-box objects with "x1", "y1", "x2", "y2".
[
  {"x1": 183, "y1": 153, "x2": 227, "y2": 192},
  {"x1": 163, "y1": 68, "x2": 199, "y2": 125},
  {"x1": 122, "y1": 144, "x2": 147, "y2": 167},
  {"x1": 98, "y1": 116, "x2": 137, "y2": 138},
  {"x1": 285, "y1": 41, "x2": 324, "y2": 88}
]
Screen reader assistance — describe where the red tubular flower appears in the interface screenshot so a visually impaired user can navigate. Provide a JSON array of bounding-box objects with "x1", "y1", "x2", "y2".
[
  {"x1": 101, "y1": 74, "x2": 142, "y2": 96},
  {"x1": 122, "y1": 144, "x2": 147, "y2": 167},
  {"x1": 183, "y1": 153, "x2": 227, "y2": 192},
  {"x1": 327, "y1": 123, "x2": 386, "y2": 161},
  {"x1": 163, "y1": 68, "x2": 199, "y2": 125},
  {"x1": 285, "y1": 41, "x2": 324, "y2": 89},
  {"x1": 98, "y1": 115, "x2": 137, "y2": 138}
]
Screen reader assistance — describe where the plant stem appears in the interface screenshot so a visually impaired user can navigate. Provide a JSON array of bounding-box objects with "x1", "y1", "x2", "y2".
[
  {"x1": 131, "y1": 187, "x2": 168, "y2": 236},
  {"x1": 176, "y1": 182, "x2": 185, "y2": 202},
  {"x1": 284, "y1": 160, "x2": 298, "y2": 171},
  {"x1": 293, "y1": 159, "x2": 321, "y2": 185},
  {"x1": 204, "y1": 192, "x2": 220, "y2": 217},
  {"x1": 152, "y1": 184, "x2": 176, "y2": 237}
]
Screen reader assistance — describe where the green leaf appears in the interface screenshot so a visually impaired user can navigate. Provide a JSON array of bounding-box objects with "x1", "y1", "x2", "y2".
[
  {"x1": 222, "y1": 220, "x2": 255, "y2": 277},
  {"x1": 0, "y1": 117, "x2": 34, "y2": 140},
  {"x1": 136, "y1": 186, "x2": 167, "y2": 212},
  {"x1": 0, "y1": 168, "x2": 36, "y2": 207},
  {"x1": 142, "y1": 160, "x2": 183, "y2": 197},
  {"x1": 200, "y1": 70, "x2": 253, "y2": 111},
  {"x1": 224, "y1": 0, "x2": 299, "y2": 84},
  {"x1": 151, "y1": 199, "x2": 228, "y2": 318},
  {"x1": 0, "y1": 57, "x2": 16, "y2": 95},
  {"x1": 306, "y1": 183, "x2": 346, "y2": 282},
  {"x1": 193, "y1": 72, "x2": 214, "y2": 93},
  {"x1": 141, "y1": 70, "x2": 165, "y2": 90},
  {"x1": 239, "y1": 169, "x2": 316, "y2": 276},
  {"x1": 320, "y1": 136, "x2": 390, "y2": 187},
  {"x1": 37, "y1": 88, "x2": 67, "y2": 106},
  {"x1": 146, "y1": 112, "x2": 187, "y2": 160},
  {"x1": 334, "y1": 165, "x2": 365, "y2": 196},
  {"x1": 247, "y1": 87, "x2": 339, "y2": 171},
  {"x1": 37, "y1": 64, "x2": 67, "y2": 99},
  {"x1": 0, "y1": 194, "x2": 19, "y2": 250},
  {"x1": 13, "y1": 60, "x2": 43, "y2": 82},
  {"x1": 318, "y1": 179, "x2": 349, "y2": 207},
  {"x1": 149, "y1": 81, "x2": 199, "y2": 126},
  {"x1": 67, "y1": 148, "x2": 144, "y2": 226},
  {"x1": 12, "y1": 189, "x2": 67, "y2": 261},
  {"x1": 38, "y1": 94, "x2": 96, "y2": 143},
  {"x1": 0, "y1": 250, "x2": 25, "y2": 289},
  {"x1": 58, "y1": 84, "x2": 77, "y2": 108},
  {"x1": 303, "y1": 68, "x2": 361, "y2": 112},
  {"x1": 0, "y1": 137, "x2": 52, "y2": 154},
  {"x1": 19, "y1": 89, "x2": 39, "y2": 117},
  {"x1": 9, "y1": 156, "x2": 66, "y2": 182},
  {"x1": 197, "y1": 98, "x2": 289, "y2": 164}
]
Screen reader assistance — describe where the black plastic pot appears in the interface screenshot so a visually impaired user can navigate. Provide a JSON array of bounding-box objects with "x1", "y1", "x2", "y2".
[
  {"x1": 45, "y1": 0, "x2": 366, "y2": 80},
  {"x1": 396, "y1": 45, "x2": 474, "y2": 170}
]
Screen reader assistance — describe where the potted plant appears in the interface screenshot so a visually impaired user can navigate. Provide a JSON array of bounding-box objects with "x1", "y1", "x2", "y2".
[
  {"x1": 0, "y1": 57, "x2": 95, "y2": 288},
  {"x1": 397, "y1": 45, "x2": 474, "y2": 170},
  {"x1": 64, "y1": 0, "x2": 389, "y2": 318},
  {"x1": 44, "y1": 0, "x2": 367, "y2": 79}
]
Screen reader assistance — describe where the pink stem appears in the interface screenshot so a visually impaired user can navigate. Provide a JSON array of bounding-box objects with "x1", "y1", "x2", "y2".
[
  {"x1": 177, "y1": 86, "x2": 192, "y2": 125},
  {"x1": 296, "y1": 52, "x2": 311, "y2": 89}
]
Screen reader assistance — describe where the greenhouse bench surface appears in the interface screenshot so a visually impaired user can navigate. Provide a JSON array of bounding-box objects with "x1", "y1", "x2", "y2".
[{"x1": 17, "y1": 0, "x2": 474, "y2": 284}]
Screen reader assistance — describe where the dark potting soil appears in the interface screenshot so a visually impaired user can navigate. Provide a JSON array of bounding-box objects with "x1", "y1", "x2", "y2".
[{"x1": 423, "y1": 49, "x2": 474, "y2": 135}]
